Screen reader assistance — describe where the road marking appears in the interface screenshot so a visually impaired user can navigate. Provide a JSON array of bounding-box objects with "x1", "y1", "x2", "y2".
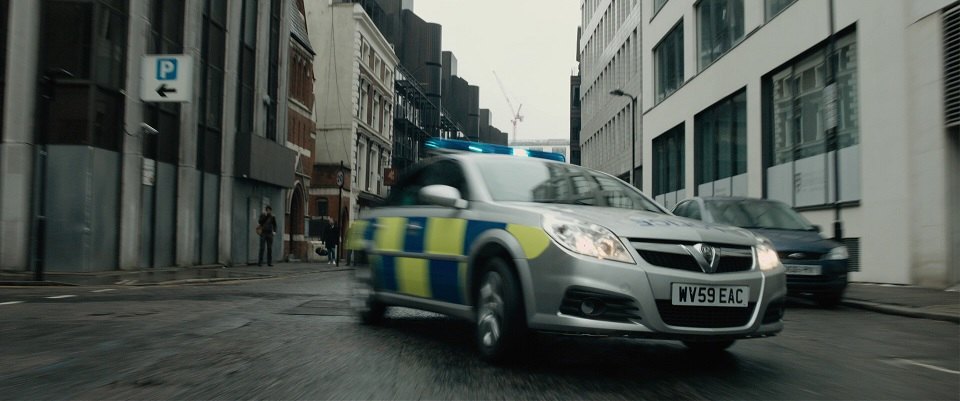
[
  {"x1": 90, "y1": 289, "x2": 116, "y2": 293},
  {"x1": 0, "y1": 301, "x2": 24, "y2": 306},
  {"x1": 45, "y1": 295, "x2": 77, "y2": 299},
  {"x1": 897, "y1": 359, "x2": 960, "y2": 375}
]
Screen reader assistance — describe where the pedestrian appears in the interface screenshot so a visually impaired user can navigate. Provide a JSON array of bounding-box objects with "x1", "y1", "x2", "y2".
[
  {"x1": 325, "y1": 218, "x2": 340, "y2": 266},
  {"x1": 257, "y1": 205, "x2": 277, "y2": 266}
]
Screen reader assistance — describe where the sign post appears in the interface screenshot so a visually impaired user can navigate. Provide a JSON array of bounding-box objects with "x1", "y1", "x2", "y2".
[{"x1": 140, "y1": 55, "x2": 194, "y2": 103}]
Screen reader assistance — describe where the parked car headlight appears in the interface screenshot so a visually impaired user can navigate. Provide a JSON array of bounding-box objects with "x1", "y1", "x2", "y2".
[
  {"x1": 825, "y1": 246, "x2": 849, "y2": 260},
  {"x1": 756, "y1": 237, "x2": 782, "y2": 272},
  {"x1": 542, "y1": 215, "x2": 634, "y2": 264}
]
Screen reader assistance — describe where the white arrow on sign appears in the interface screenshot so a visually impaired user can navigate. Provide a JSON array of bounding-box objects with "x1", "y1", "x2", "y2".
[{"x1": 141, "y1": 55, "x2": 193, "y2": 103}]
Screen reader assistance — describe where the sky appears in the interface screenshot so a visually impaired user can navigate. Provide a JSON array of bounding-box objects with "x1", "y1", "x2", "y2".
[{"x1": 411, "y1": 1, "x2": 581, "y2": 143}]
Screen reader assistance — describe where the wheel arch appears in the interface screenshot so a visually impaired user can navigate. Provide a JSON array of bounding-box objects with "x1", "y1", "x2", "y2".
[{"x1": 466, "y1": 230, "x2": 536, "y2": 319}]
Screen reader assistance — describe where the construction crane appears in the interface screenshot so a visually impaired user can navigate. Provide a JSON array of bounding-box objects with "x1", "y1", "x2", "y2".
[{"x1": 493, "y1": 71, "x2": 523, "y2": 144}]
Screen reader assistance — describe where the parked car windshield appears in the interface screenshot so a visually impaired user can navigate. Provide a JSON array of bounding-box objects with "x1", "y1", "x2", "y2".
[
  {"x1": 473, "y1": 157, "x2": 664, "y2": 213},
  {"x1": 705, "y1": 199, "x2": 814, "y2": 230}
]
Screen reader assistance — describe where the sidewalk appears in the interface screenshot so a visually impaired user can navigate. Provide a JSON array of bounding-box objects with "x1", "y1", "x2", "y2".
[
  {"x1": 840, "y1": 283, "x2": 960, "y2": 324},
  {"x1": 0, "y1": 261, "x2": 352, "y2": 287},
  {"x1": 2, "y1": 265, "x2": 958, "y2": 323}
]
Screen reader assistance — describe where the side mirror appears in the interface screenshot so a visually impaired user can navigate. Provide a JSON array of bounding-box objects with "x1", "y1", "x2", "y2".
[
  {"x1": 419, "y1": 185, "x2": 468, "y2": 209},
  {"x1": 811, "y1": 225, "x2": 822, "y2": 233}
]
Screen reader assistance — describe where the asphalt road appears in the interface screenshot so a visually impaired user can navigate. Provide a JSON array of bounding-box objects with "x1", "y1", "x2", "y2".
[{"x1": 1, "y1": 270, "x2": 957, "y2": 400}]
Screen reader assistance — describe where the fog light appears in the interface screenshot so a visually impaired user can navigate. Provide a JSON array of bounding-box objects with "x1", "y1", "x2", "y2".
[{"x1": 580, "y1": 299, "x2": 605, "y2": 316}]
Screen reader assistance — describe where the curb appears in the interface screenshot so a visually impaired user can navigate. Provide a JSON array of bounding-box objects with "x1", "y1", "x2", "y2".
[
  {"x1": 841, "y1": 299, "x2": 960, "y2": 324},
  {"x1": 0, "y1": 280, "x2": 78, "y2": 287}
]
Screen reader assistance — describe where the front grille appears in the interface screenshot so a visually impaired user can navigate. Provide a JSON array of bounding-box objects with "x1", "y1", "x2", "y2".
[
  {"x1": 637, "y1": 250, "x2": 701, "y2": 272},
  {"x1": 559, "y1": 288, "x2": 642, "y2": 323},
  {"x1": 634, "y1": 241, "x2": 754, "y2": 274},
  {"x1": 716, "y1": 255, "x2": 753, "y2": 273},
  {"x1": 655, "y1": 300, "x2": 756, "y2": 328}
]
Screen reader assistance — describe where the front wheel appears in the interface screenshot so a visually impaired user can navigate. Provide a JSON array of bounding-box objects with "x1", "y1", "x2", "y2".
[
  {"x1": 682, "y1": 340, "x2": 736, "y2": 352},
  {"x1": 475, "y1": 258, "x2": 526, "y2": 364},
  {"x1": 352, "y1": 267, "x2": 386, "y2": 325}
]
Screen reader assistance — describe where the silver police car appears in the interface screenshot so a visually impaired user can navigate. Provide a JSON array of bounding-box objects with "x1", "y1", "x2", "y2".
[{"x1": 348, "y1": 153, "x2": 786, "y2": 362}]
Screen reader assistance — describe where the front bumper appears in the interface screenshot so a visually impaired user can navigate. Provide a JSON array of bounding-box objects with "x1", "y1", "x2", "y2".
[
  {"x1": 522, "y1": 242, "x2": 786, "y2": 340},
  {"x1": 785, "y1": 259, "x2": 848, "y2": 295}
]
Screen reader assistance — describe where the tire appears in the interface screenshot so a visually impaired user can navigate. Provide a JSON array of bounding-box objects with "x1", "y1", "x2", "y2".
[
  {"x1": 352, "y1": 267, "x2": 386, "y2": 325},
  {"x1": 682, "y1": 340, "x2": 736, "y2": 352},
  {"x1": 475, "y1": 257, "x2": 527, "y2": 364},
  {"x1": 815, "y1": 292, "x2": 844, "y2": 309}
]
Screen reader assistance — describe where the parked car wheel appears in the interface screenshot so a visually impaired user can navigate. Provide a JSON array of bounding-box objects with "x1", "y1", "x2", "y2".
[{"x1": 475, "y1": 257, "x2": 526, "y2": 363}]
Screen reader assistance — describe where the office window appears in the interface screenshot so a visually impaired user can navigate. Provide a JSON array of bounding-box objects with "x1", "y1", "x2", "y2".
[
  {"x1": 197, "y1": 0, "x2": 226, "y2": 173},
  {"x1": 1, "y1": 0, "x2": 9, "y2": 131},
  {"x1": 236, "y1": 0, "x2": 257, "y2": 137},
  {"x1": 654, "y1": 0, "x2": 668, "y2": 15},
  {"x1": 696, "y1": 90, "x2": 746, "y2": 186},
  {"x1": 144, "y1": 0, "x2": 184, "y2": 164},
  {"x1": 655, "y1": 22, "x2": 683, "y2": 103},
  {"x1": 765, "y1": 0, "x2": 796, "y2": 21},
  {"x1": 652, "y1": 124, "x2": 684, "y2": 197},
  {"x1": 43, "y1": 0, "x2": 128, "y2": 151},
  {"x1": 265, "y1": 0, "x2": 281, "y2": 141},
  {"x1": 766, "y1": 32, "x2": 859, "y2": 207},
  {"x1": 698, "y1": 0, "x2": 744, "y2": 69}
]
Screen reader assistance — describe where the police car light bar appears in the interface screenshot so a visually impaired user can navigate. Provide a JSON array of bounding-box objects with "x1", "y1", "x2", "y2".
[{"x1": 424, "y1": 139, "x2": 565, "y2": 162}]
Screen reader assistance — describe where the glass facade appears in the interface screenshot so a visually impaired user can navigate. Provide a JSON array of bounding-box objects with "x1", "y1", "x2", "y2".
[
  {"x1": 653, "y1": 124, "x2": 684, "y2": 196},
  {"x1": 198, "y1": 0, "x2": 227, "y2": 174},
  {"x1": 654, "y1": 0, "x2": 668, "y2": 15},
  {"x1": 236, "y1": 0, "x2": 257, "y2": 137},
  {"x1": 697, "y1": 0, "x2": 744, "y2": 70},
  {"x1": 42, "y1": 0, "x2": 128, "y2": 151},
  {"x1": 766, "y1": 32, "x2": 860, "y2": 207},
  {"x1": 765, "y1": 0, "x2": 796, "y2": 21},
  {"x1": 144, "y1": 0, "x2": 184, "y2": 165},
  {"x1": 655, "y1": 22, "x2": 684, "y2": 103},
  {"x1": 695, "y1": 90, "x2": 746, "y2": 186}
]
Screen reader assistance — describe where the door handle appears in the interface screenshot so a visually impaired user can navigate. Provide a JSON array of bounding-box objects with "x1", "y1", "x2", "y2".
[{"x1": 406, "y1": 223, "x2": 423, "y2": 231}]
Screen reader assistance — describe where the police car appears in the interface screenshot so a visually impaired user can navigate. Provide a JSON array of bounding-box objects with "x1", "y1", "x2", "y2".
[{"x1": 348, "y1": 140, "x2": 786, "y2": 363}]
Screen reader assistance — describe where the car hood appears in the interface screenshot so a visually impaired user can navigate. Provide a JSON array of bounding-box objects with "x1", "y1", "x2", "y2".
[
  {"x1": 504, "y1": 203, "x2": 758, "y2": 247},
  {"x1": 746, "y1": 228, "x2": 839, "y2": 253}
]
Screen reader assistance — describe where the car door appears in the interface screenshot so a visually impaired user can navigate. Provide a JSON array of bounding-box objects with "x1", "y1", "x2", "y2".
[{"x1": 366, "y1": 159, "x2": 472, "y2": 306}]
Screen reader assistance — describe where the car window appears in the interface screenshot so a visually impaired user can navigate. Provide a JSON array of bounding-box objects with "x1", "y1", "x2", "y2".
[
  {"x1": 674, "y1": 201, "x2": 691, "y2": 217},
  {"x1": 688, "y1": 203, "x2": 702, "y2": 220},
  {"x1": 473, "y1": 157, "x2": 664, "y2": 213},
  {"x1": 384, "y1": 160, "x2": 468, "y2": 207},
  {"x1": 705, "y1": 199, "x2": 812, "y2": 230}
]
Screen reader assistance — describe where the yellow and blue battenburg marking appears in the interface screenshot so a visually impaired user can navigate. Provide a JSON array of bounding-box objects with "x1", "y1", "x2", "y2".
[{"x1": 356, "y1": 217, "x2": 549, "y2": 304}]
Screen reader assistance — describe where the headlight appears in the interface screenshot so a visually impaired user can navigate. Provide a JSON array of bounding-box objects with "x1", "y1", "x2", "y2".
[
  {"x1": 542, "y1": 215, "x2": 634, "y2": 264},
  {"x1": 825, "y1": 246, "x2": 849, "y2": 260},
  {"x1": 756, "y1": 237, "x2": 782, "y2": 272}
]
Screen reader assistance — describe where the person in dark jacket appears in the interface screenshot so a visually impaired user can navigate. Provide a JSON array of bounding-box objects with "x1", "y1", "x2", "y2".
[
  {"x1": 257, "y1": 206, "x2": 277, "y2": 266},
  {"x1": 324, "y1": 218, "x2": 340, "y2": 266}
]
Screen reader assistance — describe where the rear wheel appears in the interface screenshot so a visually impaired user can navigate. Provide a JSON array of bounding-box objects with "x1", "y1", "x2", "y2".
[
  {"x1": 475, "y1": 257, "x2": 526, "y2": 364},
  {"x1": 682, "y1": 340, "x2": 736, "y2": 352}
]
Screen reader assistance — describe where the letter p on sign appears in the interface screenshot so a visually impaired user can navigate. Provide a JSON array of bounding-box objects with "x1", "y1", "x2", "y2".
[{"x1": 157, "y1": 58, "x2": 177, "y2": 80}]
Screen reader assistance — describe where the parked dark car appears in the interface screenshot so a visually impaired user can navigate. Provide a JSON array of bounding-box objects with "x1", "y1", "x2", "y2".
[{"x1": 672, "y1": 197, "x2": 849, "y2": 307}]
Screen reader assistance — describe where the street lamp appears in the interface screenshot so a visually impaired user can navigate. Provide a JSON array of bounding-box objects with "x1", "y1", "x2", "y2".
[{"x1": 610, "y1": 89, "x2": 637, "y2": 187}]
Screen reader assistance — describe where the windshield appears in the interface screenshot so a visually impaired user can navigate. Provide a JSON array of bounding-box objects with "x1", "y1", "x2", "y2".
[
  {"x1": 473, "y1": 157, "x2": 665, "y2": 213},
  {"x1": 705, "y1": 199, "x2": 814, "y2": 230}
]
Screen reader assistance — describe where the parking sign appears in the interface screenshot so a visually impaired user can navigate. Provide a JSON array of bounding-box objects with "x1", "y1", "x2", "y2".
[{"x1": 141, "y1": 55, "x2": 193, "y2": 103}]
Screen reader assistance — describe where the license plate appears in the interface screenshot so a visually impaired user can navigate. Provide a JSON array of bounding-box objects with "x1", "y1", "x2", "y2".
[
  {"x1": 785, "y1": 264, "x2": 821, "y2": 276},
  {"x1": 671, "y1": 283, "x2": 749, "y2": 307}
]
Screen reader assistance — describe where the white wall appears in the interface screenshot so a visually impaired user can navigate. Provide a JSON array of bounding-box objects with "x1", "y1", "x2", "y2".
[{"x1": 634, "y1": 0, "x2": 954, "y2": 285}]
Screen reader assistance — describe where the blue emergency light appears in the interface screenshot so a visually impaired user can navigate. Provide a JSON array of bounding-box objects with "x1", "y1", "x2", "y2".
[{"x1": 424, "y1": 139, "x2": 566, "y2": 162}]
